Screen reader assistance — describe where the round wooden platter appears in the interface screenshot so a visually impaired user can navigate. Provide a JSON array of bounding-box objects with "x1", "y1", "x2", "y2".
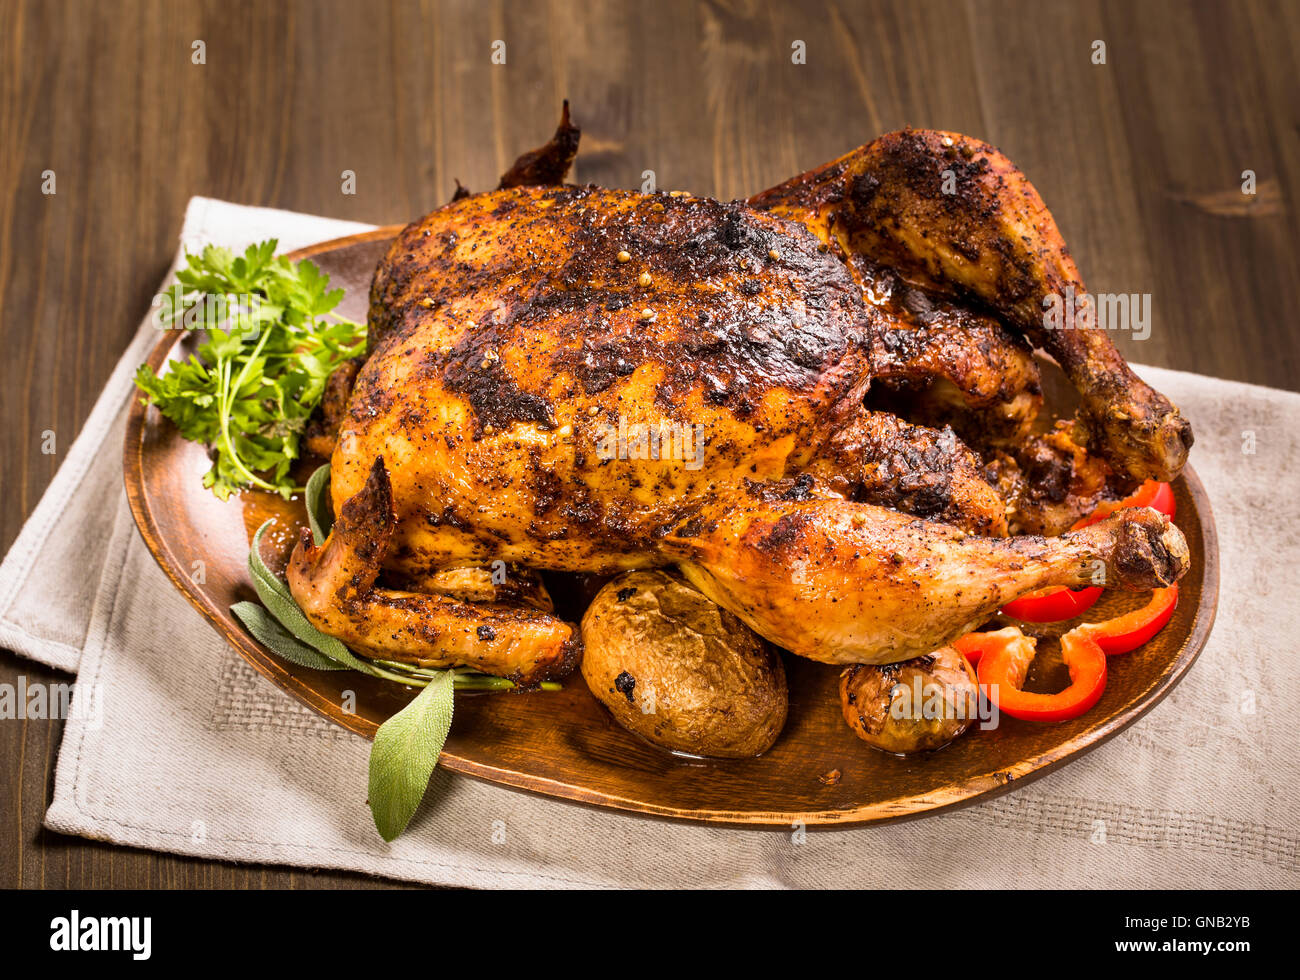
[{"x1": 124, "y1": 229, "x2": 1220, "y2": 829}]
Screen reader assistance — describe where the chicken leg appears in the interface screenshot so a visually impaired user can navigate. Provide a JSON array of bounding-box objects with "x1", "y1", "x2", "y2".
[{"x1": 665, "y1": 490, "x2": 1187, "y2": 665}]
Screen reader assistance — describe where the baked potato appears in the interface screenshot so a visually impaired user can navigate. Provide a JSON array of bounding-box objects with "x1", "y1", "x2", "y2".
[
  {"x1": 580, "y1": 570, "x2": 787, "y2": 757},
  {"x1": 839, "y1": 645, "x2": 978, "y2": 754}
]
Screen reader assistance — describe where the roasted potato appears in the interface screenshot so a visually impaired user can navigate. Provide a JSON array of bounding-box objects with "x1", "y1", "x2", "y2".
[
  {"x1": 839, "y1": 645, "x2": 978, "y2": 754},
  {"x1": 580, "y1": 570, "x2": 787, "y2": 757}
]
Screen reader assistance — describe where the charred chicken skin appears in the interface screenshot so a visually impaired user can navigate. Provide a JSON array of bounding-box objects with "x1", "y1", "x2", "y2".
[
  {"x1": 287, "y1": 109, "x2": 1191, "y2": 685},
  {"x1": 751, "y1": 128, "x2": 1193, "y2": 484}
]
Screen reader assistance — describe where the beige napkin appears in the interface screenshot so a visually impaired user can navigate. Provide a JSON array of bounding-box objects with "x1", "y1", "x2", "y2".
[{"x1": 1, "y1": 198, "x2": 1295, "y2": 888}]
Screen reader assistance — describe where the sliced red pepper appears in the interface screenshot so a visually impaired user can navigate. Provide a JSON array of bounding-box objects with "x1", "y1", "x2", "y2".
[
  {"x1": 956, "y1": 565, "x2": 1176, "y2": 726},
  {"x1": 1076, "y1": 585, "x2": 1179, "y2": 655},
  {"x1": 1072, "y1": 479, "x2": 1176, "y2": 529},
  {"x1": 999, "y1": 481, "x2": 1175, "y2": 623},
  {"x1": 952, "y1": 626, "x2": 1026, "y2": 668},
  {"x1": 951, "y1": 630, "x2": 992, "y2": 666},
  {"x1": 971, "y1": 626, "x2": 1107, "y2": 723},
  {"x1": 1000, "y1": 585, "x2": 1102, "y2": 623}
]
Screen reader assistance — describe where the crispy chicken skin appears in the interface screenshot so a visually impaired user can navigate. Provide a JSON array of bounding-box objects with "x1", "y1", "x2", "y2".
[
  {"x1": 856, "y1": 266, "x2": 1042, "y2": 450},
  {"x1": 803, "y1": 408, "x2": 1008, "y2": 536},
  {"x1": 668, "y1": 498, "x2": 1185, "y2": 664},
  {"x1": 752, "y1": 128, "x2": 1193, "y2": 483},
  {"x1": 288, "y1": 170, "x2": 1189, "y2": 674},
  {"x1": 286, "y1": 458, "x2": 579, "y2": 686},
  {"x1": 349, "y1": 184, "x2": 874, "y2": 575}
]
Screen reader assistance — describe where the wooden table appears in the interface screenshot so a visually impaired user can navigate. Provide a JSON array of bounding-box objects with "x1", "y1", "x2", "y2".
[{"x1": 1, "y1": 0, "x2": 1295, "y2": 888}]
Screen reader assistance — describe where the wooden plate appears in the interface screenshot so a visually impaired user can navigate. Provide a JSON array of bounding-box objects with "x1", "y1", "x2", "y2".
[{"x1": 124, "y1": 229, "x2": 1220, "y2": 828}]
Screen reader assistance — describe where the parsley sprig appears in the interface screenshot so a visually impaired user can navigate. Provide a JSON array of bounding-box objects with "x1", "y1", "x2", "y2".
[{"x1": 134, "y1": 240, "x2": 366, "y2": 499}]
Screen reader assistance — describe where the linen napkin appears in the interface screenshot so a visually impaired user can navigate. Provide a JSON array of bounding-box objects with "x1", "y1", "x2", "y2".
[{"x1": 1, "y1": 198, "x2": 1295, "y2": 888}]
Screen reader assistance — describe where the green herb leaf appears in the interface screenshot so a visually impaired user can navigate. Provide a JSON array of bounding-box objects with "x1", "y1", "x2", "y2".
[
  {"x1": 304, "y1": 463, "x2": 333, "y2": 546},
  {"x1": 135, "y1": 239, "x2": 365, "y2": 499},
  {"x1": 368, "y1": 670, "x2": 455, "y2": 842},
  {"x1": 231, "y1": 602, "x2": 347, "y2": 671}
]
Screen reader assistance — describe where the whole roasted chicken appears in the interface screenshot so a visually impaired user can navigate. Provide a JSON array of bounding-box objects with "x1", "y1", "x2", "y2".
[{"x1": 289, "y1": 107, "x2": 1191, "y2": 687}]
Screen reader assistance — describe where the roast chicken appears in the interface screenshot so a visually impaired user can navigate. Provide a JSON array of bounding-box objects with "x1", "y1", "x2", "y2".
[{"x1": 287, "y1": 106, "x2": 1191, "y2": 687}]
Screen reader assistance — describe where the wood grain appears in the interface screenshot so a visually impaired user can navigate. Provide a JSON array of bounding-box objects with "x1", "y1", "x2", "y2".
[{"x1": 1, "y1": 0, "x2": 1294, "y2": 887}]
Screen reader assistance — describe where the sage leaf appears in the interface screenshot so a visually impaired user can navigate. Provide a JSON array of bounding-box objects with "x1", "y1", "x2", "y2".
[
  {"x1": 305, "y1": 463, "x2": 333, "y2": 546},
  {"x1": 368, "y1": 670, "x2": 455, "y2": 842},
  {"x1": 231, "y1": 601, "x2": 347, "y2": 671}
]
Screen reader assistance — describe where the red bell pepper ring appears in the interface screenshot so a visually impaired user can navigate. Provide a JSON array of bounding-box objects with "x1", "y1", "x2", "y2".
[
  {"x1": 952, "y1": 626, "x2": 1028, "y2": 668},
  {"x1": 956, "y1": 582, "x2": 1177, "y2": 725},
  {"x1": 1076, "y1": 585, "x2": 1179, "y2": 655},
  {"x1": 999, "y1": 481, "x2": 1175, "y2": 623},
  {"x1": 1072, "y1": 479, "x2": 1176, "y2": 529},
  {"x1": 999, "y1": 585, "x2": 1102, "y2": 623},
  {"x1": 968, "y1": 626, "x2": 1108, "y2": 723}
]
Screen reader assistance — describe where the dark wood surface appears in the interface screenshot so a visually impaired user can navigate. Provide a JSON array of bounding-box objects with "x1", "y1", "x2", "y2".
[{"x1": 1, "y1": 0, "x2": 1294, "y2": 887}]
